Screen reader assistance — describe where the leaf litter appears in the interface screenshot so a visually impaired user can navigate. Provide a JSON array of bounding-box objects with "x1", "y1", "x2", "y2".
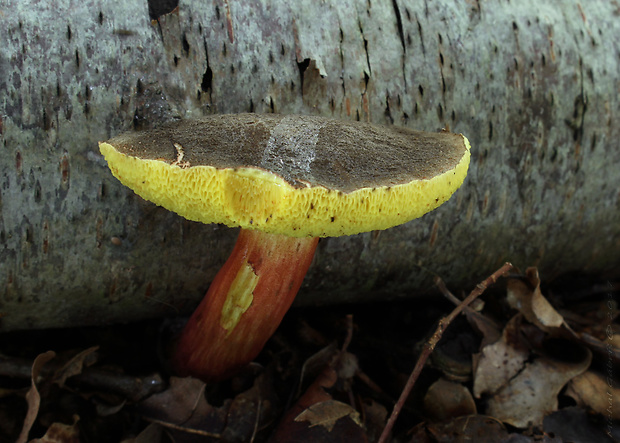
[{"x1": 0, "y1": 265, "x2": 617, "y2": 442}]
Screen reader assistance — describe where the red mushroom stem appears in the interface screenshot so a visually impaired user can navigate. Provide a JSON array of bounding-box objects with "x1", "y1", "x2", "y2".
[{"x1": 173, "y1": 228, "x2": 319, "y2": 381}]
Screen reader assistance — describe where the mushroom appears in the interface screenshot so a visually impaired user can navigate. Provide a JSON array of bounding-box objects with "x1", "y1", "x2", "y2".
[{"x1": 99, "y1": 113, "x2": 471, "y2": 381}]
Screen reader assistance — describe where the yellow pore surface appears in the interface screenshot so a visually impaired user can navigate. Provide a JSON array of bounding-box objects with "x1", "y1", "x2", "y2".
[{"x1": 99, "y1": 139, "x2": 470, "y2": 238}]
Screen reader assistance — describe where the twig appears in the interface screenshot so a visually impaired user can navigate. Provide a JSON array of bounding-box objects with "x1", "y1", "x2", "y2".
[
  {"x1": 249, "y1": 399, "x2": 262, "y2": 443},
  {"x1": 0, "y1": 354, "x2": 165, "y2": 402},
  {"x1": 144, "y1": 417, "x2": 222, "y2": 437},
  {"x1": 341, "y1": 314, "x2": 354, "y2": 353},
  {"x1": 436, "y1": 275, "x2": 502, "y2": 336},
  {"x1": 377, "y1": 262, "x2": 513, "y2": 443},
  {"x1": 435, "y1": 277, "x2": 481, "y2": 312}
]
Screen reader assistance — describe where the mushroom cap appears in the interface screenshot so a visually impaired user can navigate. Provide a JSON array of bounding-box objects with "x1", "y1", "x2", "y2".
[{"x1": 99, "y1": 114, "x2": 470, "y2": 238}]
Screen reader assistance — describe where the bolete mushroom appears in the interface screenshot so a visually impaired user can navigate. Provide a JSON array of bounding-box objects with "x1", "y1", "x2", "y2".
[{"x1": 99, "y1": 113, "x2": 470, "y2": 381}]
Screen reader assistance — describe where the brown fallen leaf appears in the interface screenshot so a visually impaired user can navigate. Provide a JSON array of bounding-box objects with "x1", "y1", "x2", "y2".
[
  {"x1": 17, "y1": 351, "x2": 56, "y2": 443},
  {"x1": 138, "y1": 376, "x2": 209, "y2": 425},
  {"x1": 427, "y1": 414, "x2": 564, "y2": 442},
  {"x1": 486, "y1": 345, "x2": 592, "y2": 428},
  {"x1": 506, "y1": 268, "x2": 564, "y2": 331},
  {"x1": 565, "y1": 370, "x2": 620, "y2": 420},
  {"x1": 464, "y1": 308, "x2": 502, "y2": 349},
  {"x1": 423, "y1": 378, "x2": 476, "y2": 421},
  {"x1": 578, "y1": 332, "x2": 620, "y2": 365},
  {"x1": 427, "y1": 415, "x2": 512, "y2": 442},
  {"x1": 543, "y1": 406, "x2": 618, "y2": 442},
  {"x1": 137, "y1": 376, "x2": 226, "y2": 439},
  {"x1": 271, "y1": 358, "x2": 367, "y2": 441},
  {"x1": 361, "y1": 399, "x2": 388, "y2": 443},
  {"x1": 294, "y1": 399, "x2": 361, "y2": 432},
  {"x1": 297, "y1": 343, "x2": 339, "y2": 397},
  {"x1": 137, "y1": 371, "x2": 277, "y2": 442},
  {"x1": 220, "y1": 372, "x2": 279, "y2": 442},
  {"x1": 29, "y1": 415, "x2": 80, "y2": 443},
  {"x1": 473, "y1": 315, "x2": 529, "y2": 398},
  {"x1": 120, "y1": 422, "x2": 162, "y2": 443},
  {"x1": 52, "y1": 346, "x2": 99, "y2": 388}
]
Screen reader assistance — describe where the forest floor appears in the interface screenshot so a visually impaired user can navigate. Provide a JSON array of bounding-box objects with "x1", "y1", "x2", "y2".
[{"x1": 1, "y1": 266, "x2": 618, "y2": 442}]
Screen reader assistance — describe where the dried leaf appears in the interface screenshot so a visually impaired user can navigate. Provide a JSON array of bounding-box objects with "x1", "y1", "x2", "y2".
[
  {"x1": 272, "y1": 364, "x2": 367, "y2": 442},
  {"x1": 294, "y1": 400, "x2": 362, "y2": 432},
  {"x1": 579, "y1": 332, "x2": 620, "y2": 364},
  {"x1": 361, "y1": 399, "x2": 388, "y2": 442},
  {"x1": 427, "y1": 415, "x2": 510, "y2": 442},
  {"x1": 138, "y1": 375, "x2": 227, "y2": 437},
  {"x1": 423, "y1": 378, "x2": 476, "y2": 421},
  {"x1": 543, "y1": 406, "x2": 617, "y2": 442},
  {"x1": 29, "y1": 415, "x2": 79, "y2": 443},
  {"x1": 221, "y1": 372, "x2": 279, "y2": 442},
  {"x1": 473, "y1": 315, "x2": 529, "y2": 398},
  {"x1": 486, "y1": 347, "x2": 592, "y2": 428},
  {"x1": 464, "y1": 309, "x2": 501, "y2": 349},
  {"x1": 52, "y1": 346, "x2": 99, "y2": 387},
  {"x1": 137, "y1": 376, "x2": 208, "y2": 424},
  {"x1": 17, "y1": 351, "x2": 56, "y2": 443},
  {"x1": 565, "y1": 370, "x2": 620, "y2": 420},
  {"x1": 299, "y1": 365, "x2": 338, "y2": 407},
  {"x1": 95, "y1": 399, "x2": 126, "y2": 417},
  {"x1": 120, "y1": 423, "x2": 162, "y2": 443},
  {"x1": 428, "y1": 414, "x2": 564, "y2": 442},
  {"x1": 506, "y1": 268, "x2": 564, "y2": 331},
  {"x1": 137, "y1": 373, "x2": 277, "y2": 441},
  {"x1": 297, "y1": 343, "x2": 339, "y2": 397}
]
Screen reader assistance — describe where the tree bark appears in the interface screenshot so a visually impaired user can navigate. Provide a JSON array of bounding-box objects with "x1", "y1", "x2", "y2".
[{"x1": 0, "y1": 0, "x2": 618, "y2": 331}]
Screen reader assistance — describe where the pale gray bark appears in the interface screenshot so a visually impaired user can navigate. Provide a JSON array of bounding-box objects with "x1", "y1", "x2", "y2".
[{"x1": 0, "y1": 0, "x2": 618, "y2": 331}]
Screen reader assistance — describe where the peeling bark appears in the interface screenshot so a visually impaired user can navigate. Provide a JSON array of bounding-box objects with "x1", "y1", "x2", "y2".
[{"x1": 0, "y1": 0, "x2": 618, "y2": 330}]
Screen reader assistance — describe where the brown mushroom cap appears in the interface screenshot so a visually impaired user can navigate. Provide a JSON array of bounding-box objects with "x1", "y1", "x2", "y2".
[{"x1": 99, "y1": 113, "x2": 470, "y2": 237}]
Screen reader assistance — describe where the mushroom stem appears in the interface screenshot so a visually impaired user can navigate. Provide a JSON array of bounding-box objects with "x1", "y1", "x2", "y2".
[{"x1": 173, "y1": 229, "x2": 319, "y2": 381}]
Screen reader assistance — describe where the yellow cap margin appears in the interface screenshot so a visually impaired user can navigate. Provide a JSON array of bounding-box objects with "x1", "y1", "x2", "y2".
[{"x1": 99, "y1": 136, "x2": 470, "y2": 238}]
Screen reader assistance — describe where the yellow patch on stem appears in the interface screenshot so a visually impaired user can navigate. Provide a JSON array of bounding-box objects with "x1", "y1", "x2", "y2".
[{"x1": 220, "y1": 261, "x2": 259, "y2": 335}]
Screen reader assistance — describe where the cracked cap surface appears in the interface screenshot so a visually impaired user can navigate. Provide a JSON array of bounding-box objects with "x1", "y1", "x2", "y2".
[{"x1": 99, "y1": 113, "x2": 471, "y2": 237}]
